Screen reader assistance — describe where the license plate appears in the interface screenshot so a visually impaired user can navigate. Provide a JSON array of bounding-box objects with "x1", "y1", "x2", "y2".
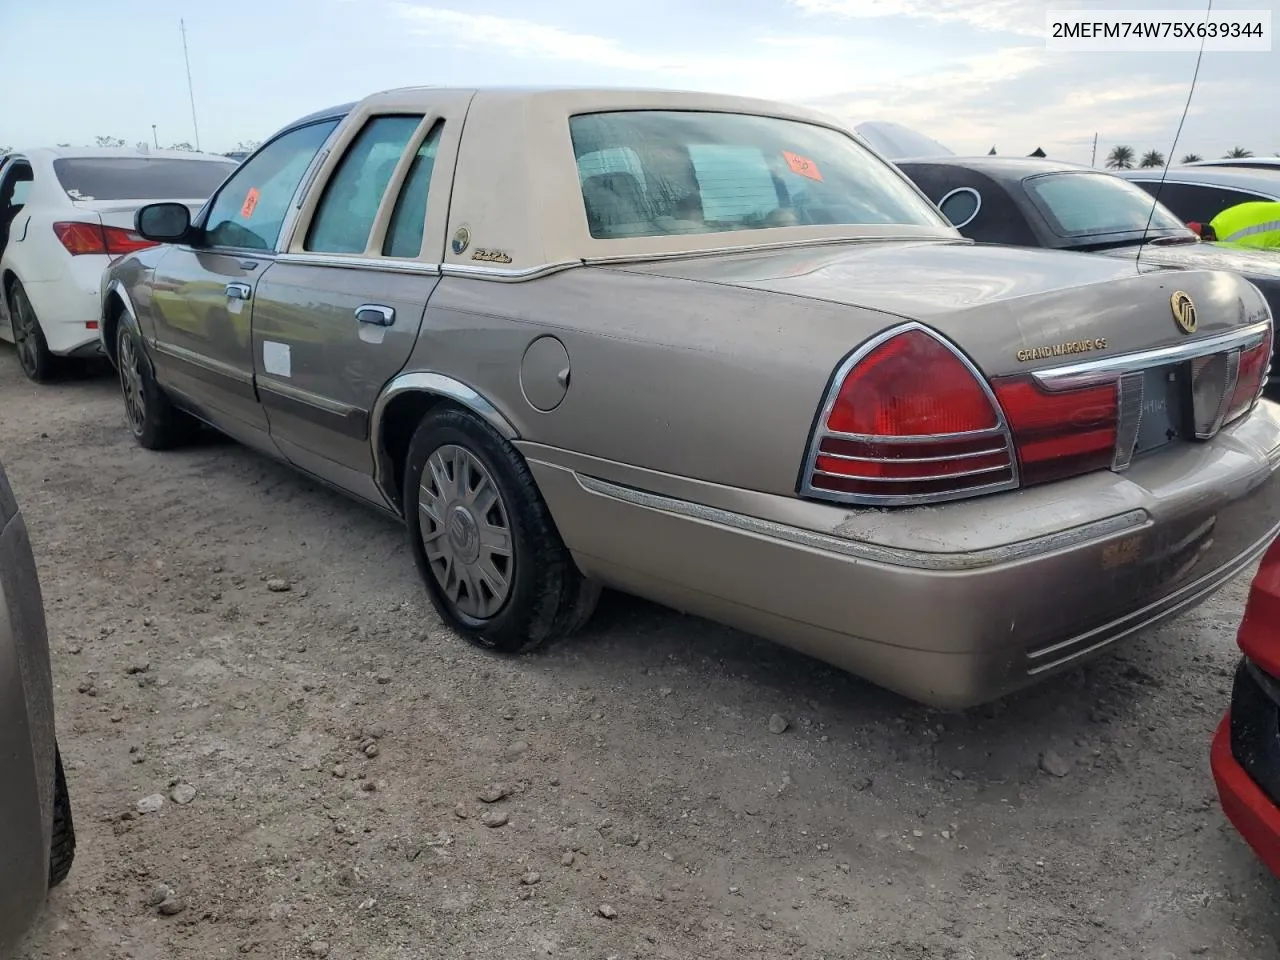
[{"x1": 1132, "y1": 365, "x2": 1183, "y2": 456}]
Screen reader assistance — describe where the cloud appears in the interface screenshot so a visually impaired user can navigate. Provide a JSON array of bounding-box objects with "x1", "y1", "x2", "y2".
[
  {"x1": 388, "y1": 3, "x2": 892, "y2": 98},
  {"x1": 791, "y1": 0, "x2": 1048, "y2": 36},
  {"x1": 389, "y1": 3, "x2": 676, "y2": 71},
  {"x1": 385, "y1": 1, "x2": 1273, "y2": 162}
]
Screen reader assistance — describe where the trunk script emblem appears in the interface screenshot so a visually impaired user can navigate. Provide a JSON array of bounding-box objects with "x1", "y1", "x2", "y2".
[{"x1": 1170, "y1": 291, "x2": 1197, "y2": 335}]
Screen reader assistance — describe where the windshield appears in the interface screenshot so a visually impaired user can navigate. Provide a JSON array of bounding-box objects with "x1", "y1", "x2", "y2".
[
  {"x1": 568, "y1": 110, "x2": 948, "y2": 240},
  {"x1": 1023, "y1": 171, "x2": 1189, "y2": 239},
  {"x1": 52, "y1": 157, "x2": 237, "y2": 201}
]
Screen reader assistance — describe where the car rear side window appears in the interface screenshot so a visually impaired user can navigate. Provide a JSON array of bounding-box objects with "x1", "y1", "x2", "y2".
[
  {"x1": 1136, "y1": 181, "x2": 1275, "y2": 223},
  {"x1": 568, "y1": 110, "x2": 945, "y2": 240},
  {"x1": 383, "y1": 120, "x2": 444, "y2": 258},
  {"x1": 306, "y1": 115, "x2": 423, "y2": 255},
  {"x1": 204, "y1": 120, "x2": 340, "y2": 251},
  {"x1": 938, "y1": 187, "x2": 981, "y2": 228},
  {"x1": 51, "y1": 157, "x2": 236, "y2": 201},
  {"x1": 1023, "y1": 172, "x2": 1186, "y2": 238}
]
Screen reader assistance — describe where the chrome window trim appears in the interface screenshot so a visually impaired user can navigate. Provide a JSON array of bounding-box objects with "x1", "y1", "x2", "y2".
[
  {"x1": 937, "y1": 186, "x2": 981, "y2": 229},
  {"x1": 275, "y1": 252, "x2": 442, "y2": 275},
  {"x1": 440, "y1": 261, "x2": 582, "y2": 282},
  {"x1": 797, "y1": 321, "x2": 1021, "y2": 508}
]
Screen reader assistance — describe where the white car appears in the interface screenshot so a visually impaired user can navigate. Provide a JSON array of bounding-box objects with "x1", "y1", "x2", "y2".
[{"x1": 0, "y1": 147, "x2": 236, "y2": 382}]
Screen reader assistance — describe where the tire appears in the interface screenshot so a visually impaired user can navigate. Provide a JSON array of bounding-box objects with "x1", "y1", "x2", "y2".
[
  {"x1": 116, "y1": 320, "x2": 194, "y2": 450},
  {"x1": 7, "y1": 279, "x2": 59, "y2": 383},
  {"x1": 48, "y1": 746, "x2": 75, "y2": 889},
  {"x1": 405, "y1": 406, "x2": 600, "y2": 653}
]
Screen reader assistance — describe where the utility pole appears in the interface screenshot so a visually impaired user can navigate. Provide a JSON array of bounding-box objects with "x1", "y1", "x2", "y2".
[
  {"x1": 151, "y1": 124, "x2": 159, "y2": 148},
  {"x1": 180, "y1": 19, "x2": 201, "y2": 151},
  {"x1": 1091, "y1": 132, "x2": 1098, "y2": 167}
]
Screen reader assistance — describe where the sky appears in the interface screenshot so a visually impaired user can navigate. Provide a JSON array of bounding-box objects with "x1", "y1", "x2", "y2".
[{"x1": 2, "y1": 0, "x2": 1277, "y2": 165}]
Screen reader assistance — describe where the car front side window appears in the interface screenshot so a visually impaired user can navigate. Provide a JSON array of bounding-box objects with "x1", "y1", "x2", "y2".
[
  {"x1": 305, "y1": 115, "x2": 424, "y2": 255},
  {"x1": 203, "y1": 120, "x2": 340, "y2": 251}
]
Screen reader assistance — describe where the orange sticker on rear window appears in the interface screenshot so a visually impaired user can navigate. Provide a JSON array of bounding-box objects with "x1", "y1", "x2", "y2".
[
  {"x1": 784, "y1": 151, "x2": 822, "y2": 181},
  {"x1": 240, "y1": 187, "x2": 260, "y2": 219}
]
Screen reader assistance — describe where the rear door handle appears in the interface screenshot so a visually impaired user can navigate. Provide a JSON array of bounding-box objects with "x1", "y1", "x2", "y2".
[
  {"x1": 355, "y1": 304, "x2": 395, "y2": 326},
  {"x1": 225, "y1": 282, "x2": 252, "y2": 301}
]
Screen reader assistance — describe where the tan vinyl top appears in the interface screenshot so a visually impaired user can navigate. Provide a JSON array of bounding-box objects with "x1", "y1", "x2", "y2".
[{"x1": 335, "y1": 86, "x2": 957, "y2": 273}]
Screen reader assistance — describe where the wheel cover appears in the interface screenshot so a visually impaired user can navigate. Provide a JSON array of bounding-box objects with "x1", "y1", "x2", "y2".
[
  {"x1": 10, "y1": 288, "x2": 38, "y2": 377},
  {"x1": 418, "y1": 444, "x2": 514, "y2": 620},
  {"x1": 117, "y1": 331, "x2": 146, "y2": 435}
]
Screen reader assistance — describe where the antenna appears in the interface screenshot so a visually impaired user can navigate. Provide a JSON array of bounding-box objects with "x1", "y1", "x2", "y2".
[
  {"x1": 1136, "y1": 0, "x2": 1212, "y2": 266},
  {"x1": 1091, "y1": 132, "x2": 1098, "y2": 167},
  {"x1": 180, "y1": 19, "x2": 201, "y2": 151}
]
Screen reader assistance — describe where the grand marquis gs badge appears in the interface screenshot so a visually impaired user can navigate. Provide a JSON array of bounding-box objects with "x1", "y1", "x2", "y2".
[{"x1": 1170, "y1": 290, "x2": 1197, "y2": 335}]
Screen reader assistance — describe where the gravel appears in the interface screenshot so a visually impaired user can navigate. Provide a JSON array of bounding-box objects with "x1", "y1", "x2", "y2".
[{"x1": 6, "y1": 355, "x2": 1279, "y2": 960}]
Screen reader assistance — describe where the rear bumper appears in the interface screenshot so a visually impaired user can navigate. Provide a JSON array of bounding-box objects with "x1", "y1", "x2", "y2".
[
  {"x1": 20, "y1": 256, "x2": 108, "y2": 356},
  {"x1": 0, "y1": 508, "x2": 56, "y2": 950},
  {"x1": 524, "y1": 400, "x2": 1280, "y2": 707},
  {"x1": 1213, "y1": 664, "x2": 1280, "y2": 878}
]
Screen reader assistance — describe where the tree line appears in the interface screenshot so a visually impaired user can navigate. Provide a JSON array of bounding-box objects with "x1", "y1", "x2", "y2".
[
  {"x1": 1, "y1": 137, "x2": 261, "y2": 155},
  {"x1": 1104, "y1": 145, "x2": 1268, "y2": 169}
]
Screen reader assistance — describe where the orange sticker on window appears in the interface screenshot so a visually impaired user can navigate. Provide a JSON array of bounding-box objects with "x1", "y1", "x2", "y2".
[
  {"x1": 240, "y1": 187, "x2": 260, "y2": 219},
  {"x1": 784, "y1": 151, "x2": 822, "y2": 181}
]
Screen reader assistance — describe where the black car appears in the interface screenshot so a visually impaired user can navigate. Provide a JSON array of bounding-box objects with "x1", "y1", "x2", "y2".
[
  {"x1": 1115, "y1": 165, "x2": 1280, "y2": 226},
  {"x1": 897, "y1": 155, "x2": 1279, "y2": 392}
]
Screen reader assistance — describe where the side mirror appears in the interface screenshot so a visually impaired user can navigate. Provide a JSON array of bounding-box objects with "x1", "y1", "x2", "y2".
[{"x1": 135, "y1": 202, "x2": 193, "y2": 243}]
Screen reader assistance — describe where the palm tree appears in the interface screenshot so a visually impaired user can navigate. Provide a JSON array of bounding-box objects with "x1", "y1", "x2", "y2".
[
  {"x1": 1140, "y1": 150, "x2": 1165, "y2": 168},
  {"x1": 1106, "y1": 145, "x2": 1135, "y2": 169},
  {"x1": 1180, "y1": 153, "x2": 1203, "y2": 163},
  {"x1": 1225, "y1": 146, "x2": 1253, "y2": 158}
]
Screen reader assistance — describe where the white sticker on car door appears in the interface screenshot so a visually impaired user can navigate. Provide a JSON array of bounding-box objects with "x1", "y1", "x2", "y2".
[{"x1": 262, "y1": 341, "x2": 291, "y2": 378}]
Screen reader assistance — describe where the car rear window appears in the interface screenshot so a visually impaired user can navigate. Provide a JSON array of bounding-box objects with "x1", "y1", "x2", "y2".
[
  {"x1": 52, "y1": 158, "x2": 237, "y2": 201},
  {"x1": 568, "y1": 110, "x2": 946, "y2": 240},
  {"x1": 1023, "y1": 172, "x2": 1188, "y2": 238}
]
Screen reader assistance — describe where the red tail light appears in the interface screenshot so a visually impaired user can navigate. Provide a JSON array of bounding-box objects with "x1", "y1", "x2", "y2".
[
  {"x1": 801, "y1": 325, "x2": 1019, "y2": 505},
  {"x1": 989, "y1": 373, "x2": 1120, "y2": 486},
  {"x1": 103, "y1": 224, "x2": 157, "y2": 256},
  {"x1": 53, "y1": 221, "x2": 157, "y2": 257},
  {"x1": 53, "y1": 221, "x2": 107, "y2": 255},
  {"x1": 1225, "y1": 324, "x2": 1274, "y2": 424}
]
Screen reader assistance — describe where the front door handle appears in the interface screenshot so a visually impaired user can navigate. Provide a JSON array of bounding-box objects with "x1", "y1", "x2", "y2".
[
  {"x1": 355, "y1": 304, "x2": 395, "y2": 327},
  {"x1": 225, "y1": 282, "x2": 252, "y2": 301}
]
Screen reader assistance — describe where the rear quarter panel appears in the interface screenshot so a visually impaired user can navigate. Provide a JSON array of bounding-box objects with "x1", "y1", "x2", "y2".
[{"x1": 412, "y1": 268, "x2": 890, "y2": 497}]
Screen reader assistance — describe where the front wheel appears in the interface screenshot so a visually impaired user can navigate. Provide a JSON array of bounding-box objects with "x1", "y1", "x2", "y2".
[
  {"x1": 116, "y1": 322, "x2": 194, "y2": 450},
  {"x1": 404, "y1": 407, "x2": 600, "y2": 653},
  {"x1": 8, "y1": 280, "x2": 58, "y2": 383}
]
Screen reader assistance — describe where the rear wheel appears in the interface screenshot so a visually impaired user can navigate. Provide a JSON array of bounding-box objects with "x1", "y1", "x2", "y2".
[
  {"x1": 116, "y1": 321, "x2": 194, "y2": 449},
  {"x1": 48, "y1": 746, "x2": 74, "y2": 889},
  {"x1": 8, "y1": 279, "x2": 58, "y2": 383},
  {"x1": 404, "y1": 406, "x2": 600, "y2": 653}
]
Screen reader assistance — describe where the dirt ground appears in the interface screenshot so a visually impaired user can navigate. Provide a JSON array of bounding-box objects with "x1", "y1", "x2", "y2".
[{"x1": 3, "y1": 344, "x2": 1279, "y2": 960}]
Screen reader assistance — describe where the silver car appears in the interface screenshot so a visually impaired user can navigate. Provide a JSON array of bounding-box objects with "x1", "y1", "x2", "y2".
[{"x1": 0, "y1": 460, "x2": 75, "y2": 951}]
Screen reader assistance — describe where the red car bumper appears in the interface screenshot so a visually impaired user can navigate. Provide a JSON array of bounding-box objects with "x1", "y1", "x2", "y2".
[
  {"x1": 1213, "y1": 537, "x2": 1280, "y2": 876},
  {"x1": 1213, "y1": 713, "x2": 1280, "y2": 876}
]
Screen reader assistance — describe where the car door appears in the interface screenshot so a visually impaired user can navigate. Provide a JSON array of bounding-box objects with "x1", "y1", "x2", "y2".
[
  {"x1": 0, "y1": 158, "x2": 34, "y2": 336},
  {"x1": 144, "y1": 118, "x2": 340, "y2": 449},
  {"x1": 249, "y1": 94, "x2": 469, "y2": 502}
]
